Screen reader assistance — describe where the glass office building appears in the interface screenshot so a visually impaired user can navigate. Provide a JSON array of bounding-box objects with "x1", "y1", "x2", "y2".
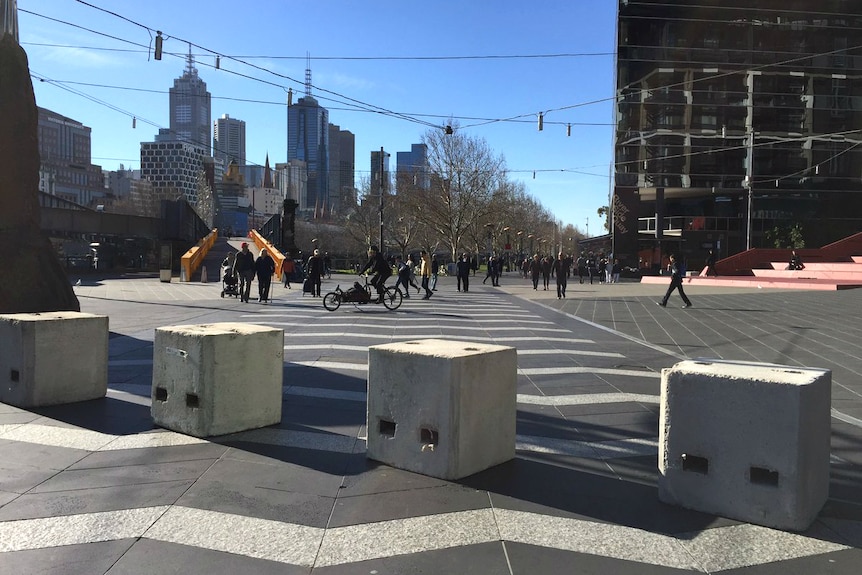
[{"x1": 614, "y1": 0, "x2": 862, "y2": 266}]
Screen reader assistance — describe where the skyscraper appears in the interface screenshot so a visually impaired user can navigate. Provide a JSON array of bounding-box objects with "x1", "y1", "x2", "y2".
[
  {"x1": 328, "y1": 124, "x2": 355, "y2": 215},
  {"x1": 213, "y1": 114, "x2": 246, "y2": 166},
  {"x1": 287, "y1": 66, "x2": 329, "y2": 217},
  {"x1": 396, "y1": 143, "x2": 430, "y2": 190},
  {"x1": 170, "y1": 49, "x2": 211, "y2": 154}
]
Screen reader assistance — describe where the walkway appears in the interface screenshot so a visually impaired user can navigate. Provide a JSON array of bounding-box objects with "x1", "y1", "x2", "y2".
[{"x1": 0, "y1": 271, "x2": 860, "y2": 573}]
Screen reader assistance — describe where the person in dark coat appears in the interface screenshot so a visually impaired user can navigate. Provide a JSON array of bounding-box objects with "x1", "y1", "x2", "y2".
[
  {"x1": 394, "y1": 255, "x2": 412, "y2": 298},
  {"x1": 788, "y1": 250, "x2": 804, "y2": 270},
  {"x1": 232, "y1": 242, "x2": 256, "y2": 303},
  {"x1": 577, "y1": 255, "x2": 587, "y2": 284},
  {"x1": 554, "y1": 252, "x2": 568, "y2": 299},
  {"x1": 359, "y1": 246, "x2": 393, "y2": 302},
  {"x1": 704, "y1": 249, "x2": 718, "y2": 276},
  {"x1": 456, "y1": 253, "x2": 472, "y2": 292},
  {"x1": 306, "y1": 249, "x2": 324, "y2": 296},
  {"x1": 529, "y1": 254, "x2": 542, "y2": 290},
  {"x1": 541, "y1": 256, "x2": 552, "y2": 290},
  {"x1": 254, "y1": 248, "x2": 276, "y2": 302},
  {"x1": 658, "y1": 254, "x2": 692, "y2": 308}
]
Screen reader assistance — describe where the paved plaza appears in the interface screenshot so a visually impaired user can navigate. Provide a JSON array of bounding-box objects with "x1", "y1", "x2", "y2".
[{"x1": 1, "y1": 271, "x2": 861, "y2": 574}]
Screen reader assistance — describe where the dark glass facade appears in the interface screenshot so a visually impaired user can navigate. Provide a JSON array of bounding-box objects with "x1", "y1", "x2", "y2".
[{"x1": 614, "y1": 0, "x2": 862, "y2": 266}]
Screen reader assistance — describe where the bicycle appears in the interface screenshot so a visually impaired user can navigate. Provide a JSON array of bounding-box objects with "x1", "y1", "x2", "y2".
[{"x1": 322, "y1": 276, "x2": 402, "y2": 311}]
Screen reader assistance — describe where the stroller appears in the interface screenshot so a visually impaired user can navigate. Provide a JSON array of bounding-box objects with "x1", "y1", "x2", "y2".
[{"x1": 221, "y1": 264, "x2": 240, "y2": 298}]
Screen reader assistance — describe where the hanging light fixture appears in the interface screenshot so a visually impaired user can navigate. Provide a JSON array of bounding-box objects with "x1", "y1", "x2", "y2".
[
  {"x1": 132, "y1": 116, "x2": 136, "y2": 129},
  {"x1": 566, "y1": 123, "x2": 571, "y2": 137},
  {"x1": 537, "y1": 112, "x2": 544, "y2": 131},
  {"x1": 154, "y1": 31, "x2": 163, "y2": 60},
  {"x1": 215, "y1": 55, "x2": 220, "y2": 69}
]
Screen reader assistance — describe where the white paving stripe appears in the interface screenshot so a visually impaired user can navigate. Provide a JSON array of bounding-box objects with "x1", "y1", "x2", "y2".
[
  {"x1": 0, "y1": 506, "x2": 170, "y2": 552},
  {"x1": 145, "y1": 506, "x2": 324, "y2": 567},
  {"x1": 0, "y1": 505, "x2": 851, "y2": 571},
  {"x1": 517, "y1": 392, "x2": 659, "y2": 406},
  {"x1": 270, "y1": 322, "x2": 570, "y2": 333},
  {"x1": 495, "y1": 508, "x2": 700, "y2": 571},
  {"x1": 519, "y1": 366, "x2": 660, "y2": 378},
  {"x1": 315, "y1": 509, "x2": 500, "y2": 567},
  {"x1": 516, "y1": 434, "x2": 658, "y2": 459},
  {"x1": 517, "y1": 348, "x2": 625, "y2": 358},
  {"x1": 280, "y1": 333, "x2": 594, "y2": 344}
]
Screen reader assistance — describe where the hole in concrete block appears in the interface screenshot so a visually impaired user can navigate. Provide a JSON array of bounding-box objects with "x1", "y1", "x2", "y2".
[
  {"x1": 10, "y1": 369, "x2": 19, "y2": 382},
  {"x1": 463, "y1": 347, "x2": 478, "y2": 351},
  {"x1": 420, "y1": 428, "x2": 439, "y2": 446},
  {"x1": 155, "y1": 387, "x2": 168, "y2": 402},
  {"x1": 379, "y1": 419, "x2": 396, "y2": 437},
  {"x1": 185, "y1": 393, "x2": 200, "y2": 408},
  {"x1": 681, "y1": 453, "x2": 709, "y2": 474},
  {"x1": 750, "y1": 466, "x2": 779, "y2": 487}
]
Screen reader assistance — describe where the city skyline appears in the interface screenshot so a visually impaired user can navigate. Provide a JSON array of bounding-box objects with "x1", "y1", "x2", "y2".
[{"x1": 19, "y1": 0, "x2": 616, "y2": 234}]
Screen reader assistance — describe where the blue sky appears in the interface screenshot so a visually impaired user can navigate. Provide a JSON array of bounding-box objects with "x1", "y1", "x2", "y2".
[{"x1": 19, "y1": 0, "x2": 617, "y2": 235}]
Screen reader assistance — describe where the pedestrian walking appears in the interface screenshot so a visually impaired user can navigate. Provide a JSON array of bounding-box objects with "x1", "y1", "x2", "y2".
[
  {"x1": 541, "y1": 256, "x2": 552, "y2": 290},
  {"x1": 306, "y1": 249, "x2": 324, "y2": 296},
  {"x1": 254, "y1": 248, "x2": 275, "y2": 302},
  {"x1": 394, "y1": 255, "x2": 412, "y2": 298},
  {"x1": 282, "y1": 255, "x2": 295, "y2": 288},
  {"x1": 703, "y1": 249, "x2": 718, "y2": 277},
  {"x1": 456, "y1": 253, "x2": 472, "y2": 292},
  {"x1": 529, "y1": 254, "x2": 542, "y2": 290},
  {"x1": 554, "y1": 252, "x2": 568, "y2": 299},
  {"x1": 430, "y1": 254, "x2": 439, "y2": 291},
  {"x1": 657, "y1": 254, "x2": 692, "y2": 308},
  {"x1": 232, "y1": 242, "x2": 256, "y2": 303},
  {"x1": 419, "y1": 250, "x2": 433, "y2": 299},
  {"x1": 577, "y1": 254, "x2": 587, "y2": 284}
]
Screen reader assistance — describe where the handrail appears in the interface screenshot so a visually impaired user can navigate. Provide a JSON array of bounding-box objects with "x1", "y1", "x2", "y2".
[
  {"x1": 180, "y1": 228, "x2": 218, "y2": 282},
  {"x1": 248, "y1": 230, "x2": 286, "y2": 280}
]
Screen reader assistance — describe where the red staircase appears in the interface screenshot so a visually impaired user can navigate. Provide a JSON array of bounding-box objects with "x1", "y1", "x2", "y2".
[{"x1": 640, "y1": 232, "x2": 862, "y2": 291}]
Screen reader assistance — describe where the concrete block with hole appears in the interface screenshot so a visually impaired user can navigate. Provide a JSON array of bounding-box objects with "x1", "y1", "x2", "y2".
[
  {"x1": 0, "y1": 312, "x2": 108, "y2": 407},
  {"x1": 366, "y1": 338, "x2": 517, "y2": 480},
  {"x1": 151, "y1": 323, "x2": 283, "y2": 437},
  {"x1": 658, "y1": 358, "x2": 831, "y2": 531}
]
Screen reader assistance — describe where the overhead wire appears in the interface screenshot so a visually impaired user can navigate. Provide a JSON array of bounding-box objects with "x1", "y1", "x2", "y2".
[{"x1": 23, "y1": 1, "x2": 862, "y2": 188}]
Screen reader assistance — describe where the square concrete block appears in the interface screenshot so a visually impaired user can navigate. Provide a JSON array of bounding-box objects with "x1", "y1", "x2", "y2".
[
  {"x1": 0, "y1": 312, "x2": 108, "y2": 407},
  {"x1": 152, "y1": 323, "x2": 283, "y2": 437},
  {"x1": 659, "y1": 359, "x2": 831, "y2": 531},
  {"x1": 367, "y1": 338, "x2": 517, "y2": 480}
]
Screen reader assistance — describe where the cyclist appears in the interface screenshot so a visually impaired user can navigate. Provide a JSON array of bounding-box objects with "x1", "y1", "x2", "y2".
[{"x1": 358, "y1": 246, "x2": 392, "y2": 303}]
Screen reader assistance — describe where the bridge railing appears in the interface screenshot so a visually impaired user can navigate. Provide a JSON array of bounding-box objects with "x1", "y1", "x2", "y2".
[
  {"x1": 249, "y1": 230, "x2": 286, "y2": 280},
  {"x1": 180, "y1": 228, "x2": 218, "y2": 281}
]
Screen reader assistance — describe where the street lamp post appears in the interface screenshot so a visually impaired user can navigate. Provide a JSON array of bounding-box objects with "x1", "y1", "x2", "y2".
[{"x1": 744, "y1": 131, "x2": 754, "y2": 251}]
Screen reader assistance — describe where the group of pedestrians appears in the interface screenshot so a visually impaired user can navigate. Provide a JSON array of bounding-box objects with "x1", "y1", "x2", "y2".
[
  {"x1": 575, "y1": 253, "x2": 621, "y2": 285},
  {"x1": 227, "y1": 242, "x2": 276, "y2": 303}
]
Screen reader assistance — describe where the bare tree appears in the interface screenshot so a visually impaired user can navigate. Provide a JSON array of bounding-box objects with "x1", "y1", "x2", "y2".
[{"x1": 417, "y1": 123, "x2": 507, "y2": 260}]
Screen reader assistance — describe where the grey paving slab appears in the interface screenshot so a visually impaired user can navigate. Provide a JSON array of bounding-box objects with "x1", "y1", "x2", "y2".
[
  {"x1": 505, "y1": 542, "x2": 699, "y2": 575},
  {"x1": 28, "y1": 459, "x2": 214, "y2": 494},
  {"x1": 328, "y1": 483, "x2": 490, "y2": 528},
  {"x1": 311, "y1": 541, "x2": 510, "y2": 575},
  {"x1": 0, "y1": 479, "x2": 194, "y2": 521},
  {"x1": 0, "y1": 440, "x2": 90, "y2": 471},
  {"x1": 106, "y1": 538, "x2": 301, "y2": 575},
  {"x1": 0, "y1": 539, "x2": 135, "y2": 575}
]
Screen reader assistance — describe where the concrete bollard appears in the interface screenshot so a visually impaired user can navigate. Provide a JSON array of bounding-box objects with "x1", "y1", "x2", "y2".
[
  {"x1": 658, "y1": 359, "x2": 831, "y2": 531},
  {"x1": 151, "y1": 322, "x2": 283, "y2": 437},
  {"x1": 367, "y1": 339, "x2": 517, "y2": 480},
  {"x1": 0, "y1": 312, "x2": 108, "y2": 407}
]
